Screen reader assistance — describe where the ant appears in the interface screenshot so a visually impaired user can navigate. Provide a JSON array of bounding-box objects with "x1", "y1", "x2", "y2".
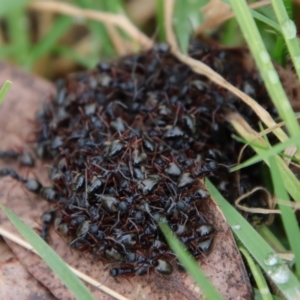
[
  {"x1": 39, "y1": 209, "x2": 56, "y2": 241},
  {"x1": 192, "y1": 160, "x2": 219, "y2": 178},
  {"x1": 110, "y1": 258, "x2": 174, "y2": 278},
  {"x1": 0, "y1": 150, "x2": 35, "y2": 167},
  {"x1": 0, "y1": 168, "x2": 59, "y2": 202}
]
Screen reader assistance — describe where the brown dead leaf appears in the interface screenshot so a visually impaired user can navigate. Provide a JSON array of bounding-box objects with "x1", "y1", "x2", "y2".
[
  {"x1": 0, "y1": 236, "x2": 15, "y2": 263},
  {"x1": 0, "y1": 237, "x2": 55, "y2": 299},
  {"x1": 0, "y1": 62, "x2": 252, "y2": 299}
]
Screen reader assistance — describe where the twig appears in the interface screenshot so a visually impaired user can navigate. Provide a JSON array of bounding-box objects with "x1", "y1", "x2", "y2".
[
  {"x1": 27, "y1": 1, "x2": 153, "y2": 50},
  {"x1": 0, "y1": 227, "x2": 129, "y2": 300},
  {"x1": 164, "y1": 0, "x2": 289, "y2": 146}
]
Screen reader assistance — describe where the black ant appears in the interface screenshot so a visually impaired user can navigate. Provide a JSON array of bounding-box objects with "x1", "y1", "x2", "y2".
[
  {"x1": 192, "y1": 161, "x2": 219, "y2": 178},
  {"x1": 39, "y1": 209, "x2": 56, "y2": 241},
  {"x1": 0, "y1": 168, "x2": 59, "y2": 202},
  {"x1": 0, "y1": 150, "x2": 35, "y2": 167}
]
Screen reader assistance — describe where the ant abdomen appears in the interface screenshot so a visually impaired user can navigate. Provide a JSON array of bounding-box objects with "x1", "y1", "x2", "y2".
[{"x1": 110, "y1": 267, "x2": 135, "y2": 277}]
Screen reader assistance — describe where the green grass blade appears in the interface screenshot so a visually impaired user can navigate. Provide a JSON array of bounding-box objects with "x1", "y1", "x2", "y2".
[
  {"x1": 0, "y1": 205, "x2": 95, "y2": 300},
  {"x1": 276, "y1": 159, "x2": 300, "y2": 205},
  {"x1": 24, "y1": 16, "x2": 73, "y2": 69},
  {"x1": 105, "y1": 0, "x2": 125, "y2": 14},
  {"x1": 53, "y1": 46, "x2": 98, "y2": 69},
  {"x1": 189, "y1": 0, "x2": 209, "y2": 28},
  {"x1": 103, "y1": 0, "x2": 131, "y2": 44},
  {"x1": 76, "y1": 0, "x2": 116, "y2": 58},
  {"x1": 172, "y1": 0, "x2": 208, "y2": 53},
  {"x1": 283, "y1": 0, "x2": 293, "y2": 19},
  {"x1": 239, "y1": 247, "x2": 273, "y2": 300},
  {"x1": 228, "y1": 0, "x2": 300, "y2": 148},
  {"x1": 206, "y1": 179, "x2": 300, "y2": 300},
  {"x1": 0, "y1": 80, "x2": 12, "y2": 105},
  {"x1": 271, "y1": 0, "x2": 300, "y2": 81},
  {"x1": 272, "y1": 35, "x2": 287, "y2": 65},
  {"x1": 230, "y1": 134, "x2": 300, "y2": 171},
  {"x1": 221, "y1": 18, "x2": 242, "y2": 46},
  {"x1": 156, "y1": 0, "x2": 166, "y2": 41},
  {"x1": 159, "y1": 222, "x2": 223, "y2": 300},
  {"x1": 222, "y1": 0, "x2": 281, "y2": 33},
  {"x1": 0, "y1": 0, "x2": 31, "y2": 17},
  {"x1": 0, "y1": 45, "x2": 16, "y2": 58},
  {"x1": 229, "y1": 119, "x2": 300, "y2": 204},
  {"x1": 173, "y1": 0, "x2": 190, "y2": 53},
  {"x1": 269, "y1": 157, "x2": 300, "y2": 279},
  {"x1": 258, "y1": 225, "x2": 287, "y2": 253},
  {"x1": 251, "y1": 10, "x2": 281, "y2": 33},
  {"x1": 254, "y1": 288, "x2": 283, "y2": 300},
  {"x1": 6, "y1": 8, "x2": 30, "y2": 65},
  {"x1": 247, "y1": 3, "x2": 300, "y2": 57}
]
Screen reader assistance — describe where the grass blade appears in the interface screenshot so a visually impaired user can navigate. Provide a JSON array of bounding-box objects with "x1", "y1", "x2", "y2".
[
  {"x1": 0, "y1": 80, "x2": 12, "y2": 105},
  {"x1": 159, "y1": 222, "x2": 224, "y2": 300},
  {"x1": 53, "y1": 45, "x2": 98, "y2": 69},
  {"x1": 229, "y1": 115, "x2": 300, "y2": 204},
  {"x1": 239, "y1": 247, "x2": 273, "y2": 300},
  {"x1": 271, "y1": 0, "x2": 300, "y2": 81},
  {"x1": 269, "y1": 157, "x2": 300, "y2": 279},
  {"x1": 254, "y1": 288, "x2": 283, "y2": 300},
  {"x1": 24, "y1": 16, "x2": 73, "y2": 69},
  {"x1": 0, "y1": 0, "x2": 31, "y2": 17},
  {"x1": 258, "y1": 225, "x2": 287, "y2": 253},
  {"x1": 6, "y1": 8, "x2": 30, "y2": 65},
  {"x1": 251, "y1": 10, "x2": 281, "y2": 33},
  {"x1": 156, "y1": 0, "x2": 166, "y2": 41},
  {"x1": 272, "y1": 35, "x2": 287, "y2": 65},
  {"x1": 0, "y1": 205, "x2": 95, "y2": 300},
  {"x1": 230, "y1": 134, "x2": 300, "y2": 171},
  {"x1": 206, "y1": 179, "x2": 300, "y2": 300},
  {"x1": 172, "y1": 0, "x2": 207, "y2": 53},
  {"x1": 222, "y1": 0, "x2": 281, "y2": 34},
  {"x1": 173, "y1": 0, "x2": 192, "y2": 53},
  {"x1": 228, "y1": 0, "x2": 300, "y2": 148},
  {"x1": 76, "y1": 0, "x2": 116, "y2": 58}
]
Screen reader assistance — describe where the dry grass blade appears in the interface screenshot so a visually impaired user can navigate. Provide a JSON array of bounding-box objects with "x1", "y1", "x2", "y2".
[
  {"x1": 275, "y1": 199, "x2": 300, "y2": 212},
  {"x1": 27, "y1": 1, "x2": 153, "y2": 50},
  {"x1": 105, "y1": 24, "x2": 130, "y2": 56},
  {"x1": 0, "y1": 227, "x2": 129, "y2": 300},
  {"x1": 164, "y1": 0, "x2": 288, "y2": 146},
  {"x1": 126, "y1": 0, "x2": 156, "y2": 25}
]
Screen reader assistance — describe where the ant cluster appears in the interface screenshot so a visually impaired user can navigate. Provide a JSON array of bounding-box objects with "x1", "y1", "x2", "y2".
[{"x1": 0, "y1": 41, "x2": 276, "y2": 277}]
